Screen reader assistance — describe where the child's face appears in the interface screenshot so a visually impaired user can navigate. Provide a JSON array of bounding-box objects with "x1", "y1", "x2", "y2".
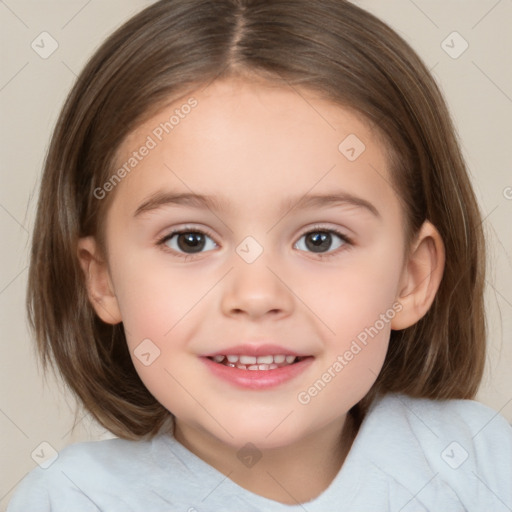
[{"x1": 97, "y1": 78, "x2": 410, "y2": 449}]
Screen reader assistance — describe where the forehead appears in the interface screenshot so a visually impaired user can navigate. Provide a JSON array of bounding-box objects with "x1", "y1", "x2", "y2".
[{"x1": 110, "y1": 78, "x2": 395, "y2": 215}]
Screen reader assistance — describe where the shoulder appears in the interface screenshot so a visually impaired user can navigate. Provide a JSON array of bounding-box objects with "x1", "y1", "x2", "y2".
[
  {"x1": 373, "y1": 392, "x2": 512, "y2": 441},
  {"x1": 31, "y1": 435, "x2": 154, "y2": 477},
  {"x1": 361, "y1": 393, "x2": 512, "y2": 510},
  {"x1": 7, "y1": 437, "x2": 154, "y2": 512}
]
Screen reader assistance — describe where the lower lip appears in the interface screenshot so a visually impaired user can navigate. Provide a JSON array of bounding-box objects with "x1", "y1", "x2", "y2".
[{"x1": 201, "y1": 357, "x2": 314, "y2": 390}]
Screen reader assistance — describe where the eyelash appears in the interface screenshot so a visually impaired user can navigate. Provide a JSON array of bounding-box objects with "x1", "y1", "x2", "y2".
[{"x1": 156, "y1": 225, "x2": 353, "y2": 260}]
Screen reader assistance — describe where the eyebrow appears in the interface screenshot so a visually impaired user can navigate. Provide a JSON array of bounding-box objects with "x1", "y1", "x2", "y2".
[{"x1": 133, "y1": 190, "x2": 381, "y2": 219}]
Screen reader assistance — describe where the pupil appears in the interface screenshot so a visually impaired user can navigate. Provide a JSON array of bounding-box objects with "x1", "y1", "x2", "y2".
[
  {"x1": 306, "y1": 232, "x2": 331, "y2": 253},
  {"x1": 178, "y1": 232, "x2": 205, "y2": 253}
]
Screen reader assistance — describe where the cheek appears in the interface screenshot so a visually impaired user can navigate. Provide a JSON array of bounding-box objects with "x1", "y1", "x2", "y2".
[
  {"x1": 110, "y1": 254, "x2": 210, "y2": 343},
  {"x1": 292, "y1": 246, "x2": 402, "y2": 395},
  {"x1": 295, "y1": 249, "x2": 403, "y2": 337}
]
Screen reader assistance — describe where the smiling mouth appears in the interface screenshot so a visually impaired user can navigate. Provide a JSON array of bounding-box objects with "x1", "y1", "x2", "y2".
[{"x1": 206, "y1": 354, "x2": 310, "y2": 371}]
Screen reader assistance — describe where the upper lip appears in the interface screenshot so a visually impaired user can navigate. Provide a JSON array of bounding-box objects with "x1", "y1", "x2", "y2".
[{"x1": 202, "y1": 344, "x2": 311, "y2": 358}]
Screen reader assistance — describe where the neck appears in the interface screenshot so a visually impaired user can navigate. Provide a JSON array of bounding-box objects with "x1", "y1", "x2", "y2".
[{"x1": 174, "y1": 412, "x2": 357, "y2": 505}]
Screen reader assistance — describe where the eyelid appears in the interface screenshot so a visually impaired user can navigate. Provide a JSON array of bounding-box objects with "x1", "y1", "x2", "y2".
[
  {"x1": 297, "y1": 224, "x2": 353, "y2": 243},
  {"x1": 157, "y1": 224, "x2": 218, "y2": 241}
]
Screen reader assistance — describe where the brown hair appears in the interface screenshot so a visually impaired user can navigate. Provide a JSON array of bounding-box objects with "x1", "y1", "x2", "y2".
[{"x1": 27, "y1": 0, "x2": 486, "y2": 439}]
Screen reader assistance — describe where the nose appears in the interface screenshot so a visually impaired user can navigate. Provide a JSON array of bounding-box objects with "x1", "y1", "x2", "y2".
[{"x1": 220, "y1": 258, "x2": 295, "y2": 321}]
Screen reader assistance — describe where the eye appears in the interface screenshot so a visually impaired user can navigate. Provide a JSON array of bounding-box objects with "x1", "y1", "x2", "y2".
[
  {"x1": 294, "y1": 228, "x2": 350, "y2": 255},
  {"x1": 157, "y1": 227, "x2": 350, "y2": 258},
  {"x1": 159, "y1": 229, "x2": 218, "y2": 255}
]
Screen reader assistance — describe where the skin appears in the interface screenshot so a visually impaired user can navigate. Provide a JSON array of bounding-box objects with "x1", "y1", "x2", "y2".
[{"x1": 78, "y1": 77, "x2": 445, "y2": 504}]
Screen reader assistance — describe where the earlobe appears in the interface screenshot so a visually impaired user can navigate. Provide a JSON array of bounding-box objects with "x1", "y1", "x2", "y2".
[
  {"x1": 77, "y1": 236, "x2": 122, "y2": 325},
  {"x1": 391, "y1": 221, "x2": 445, "y2": 330}
]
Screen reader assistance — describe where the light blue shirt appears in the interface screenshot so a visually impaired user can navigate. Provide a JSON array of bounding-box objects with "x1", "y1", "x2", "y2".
[{"x1": 8, "y1": 393, "x2": 512, "y2": 511}]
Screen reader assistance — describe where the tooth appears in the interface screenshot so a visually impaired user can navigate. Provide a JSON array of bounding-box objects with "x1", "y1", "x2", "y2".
[
  {"x1": 247, "y1": 365, "x2": 259, "y2": 370},
  {"x1": 269, "y1": 363, "x2": 278, "y2": 369},
  {"x1": 213, "y1": 355, "x2": 225, "y2": 363},
  {"x1": 227, "y1": 363, "x2": 236, "y2": 367},
  {"x1": 227, "y1": 355, "x2": 239, "y2": 363},
  {"x1": 285, "y1": 355, "x2": 296, "y2": 364},
  {"x1": 256, "y1": 355, "x2": 273, "y2": 364},
  {"x1": 238, "y1": 364, "x2": 247, "y2": 370},
  {"x1": 258, "y1": 364, "x2": 269, "y2": 370},
  {"x1": 240, "y1": 355, "x2": 257, "y2": 365},
  {"x1": 273, "y1": 355, "x2": 285, "y2": 363}
]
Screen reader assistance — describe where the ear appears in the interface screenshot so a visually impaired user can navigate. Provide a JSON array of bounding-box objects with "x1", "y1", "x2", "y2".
[
  {"x1": 77, "y1": 236, "x2": 122, "y2": 325},
  {"x1": 391, "y1": 221, "x2": 445, "y2": 330}
]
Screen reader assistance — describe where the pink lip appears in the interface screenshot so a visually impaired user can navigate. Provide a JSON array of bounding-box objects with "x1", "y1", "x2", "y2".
[
  {"x1": 201, "y1": 355, "x2": 314, "y2": 390},
  {"x1": 202, "y1": 344, "x2": 309, "y2": 358}
]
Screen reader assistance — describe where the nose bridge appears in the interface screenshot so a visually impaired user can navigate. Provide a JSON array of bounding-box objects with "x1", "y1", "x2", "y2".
[{"x1": 220, "y1": 238, "x2": 294, "y2": 319}]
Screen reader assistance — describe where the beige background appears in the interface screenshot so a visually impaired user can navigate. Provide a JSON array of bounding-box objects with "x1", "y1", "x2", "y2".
[{"x1": 1, "y1": 0, "x2": 511, "y2": 509}]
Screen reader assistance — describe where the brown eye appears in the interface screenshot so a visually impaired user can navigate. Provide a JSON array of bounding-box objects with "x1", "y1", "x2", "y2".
[
  {"x1": 163, "y1": 231, "x2": 217, "y2": 254},
  {"x1": 295, "y1": 230, "x2": 348, "y2": 254},
  {"x1": 178, "y1": 232, "x2": 205, "y2": 252}
]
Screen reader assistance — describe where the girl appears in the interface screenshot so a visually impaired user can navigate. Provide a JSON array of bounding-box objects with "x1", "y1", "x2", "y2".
[{"x1": 8, "y1": 0, "x2": 512, "y2": 510}]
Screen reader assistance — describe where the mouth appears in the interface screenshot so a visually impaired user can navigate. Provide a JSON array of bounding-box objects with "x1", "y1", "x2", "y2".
[
  {"x1": 206, "y1": 354, "x2": 310, "y2": 371},
  {"x1": 201, "y1": 348, "x2": 314, "y2": 389}
]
